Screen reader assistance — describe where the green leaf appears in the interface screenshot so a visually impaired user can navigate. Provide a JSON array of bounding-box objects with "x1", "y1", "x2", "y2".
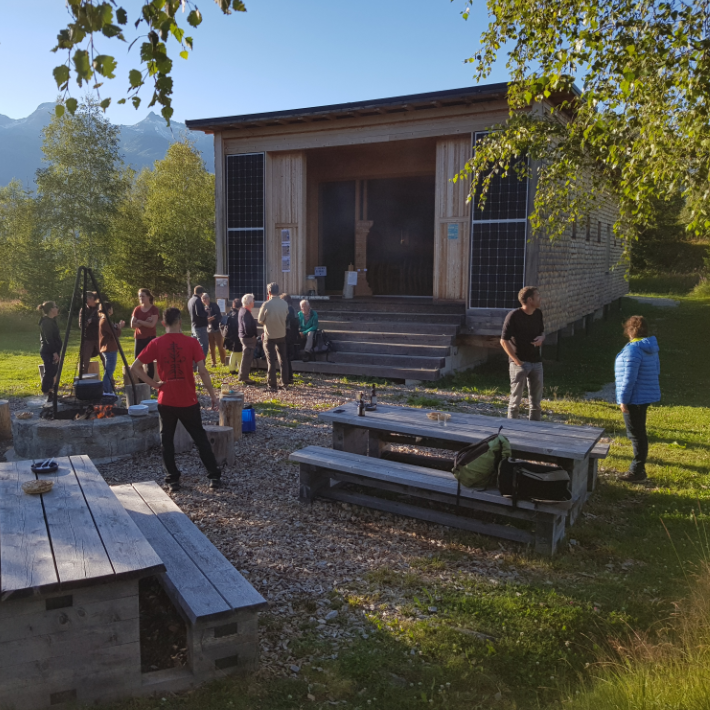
[
  {"x1": 161, "y1": 106, "x2": 174, "y2": 123},
  {"x1": 232, "y1": 0, "x2": 247, "y2": 11},
  {"x1": 99, "y1": 98, "x2": 111, "y2": 111},
  {"x1": 72, "y1": 49, "x2": 92, "y2": 83},
  {"x1": 117, "y1": 98, "x2": 127, "y2": 104},
  {"x1": 53, "y1": 65, "x2": 70, "y2": 88},
  {"x1": 132, "y1": 96, "x2": 141, "y2": 109},
  {"x1": 128, "y1": 68, "x2": 143, "y2": 88},
  {"x1": 54, "y1": 104, "x2": 65, "y2": 118},
  {"x1": 187, "y1": 9, "x2": 202, "y2": 27},
  {"x1": 65, "y1": 97, "x2": 78, "y2": 114},
  {"x1": 93, "y1": 54, "x2": 117, "y2": 79},
  {"x1": 116, "y1": 7, "x2": 127, "y2": 24},
  {"x1": 184, "y1": 36, "x2": 193, "y2": 50},
  {"x1": 179, "y1": 50, "x2": 189, "y2": 60}
]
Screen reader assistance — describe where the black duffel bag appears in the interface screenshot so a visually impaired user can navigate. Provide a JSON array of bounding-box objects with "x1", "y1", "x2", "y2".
[{"x1": 498, "y1": 458, "x2": 572, "y2": 507}]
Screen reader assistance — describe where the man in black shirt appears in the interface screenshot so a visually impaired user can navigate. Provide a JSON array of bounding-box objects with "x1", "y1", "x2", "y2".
[
  {"x1": 187, "y1": 285, "x2": 209, "y2": 360},
  {"x1": 500, "y1": 286, "x2": 545, "y2": 420}
]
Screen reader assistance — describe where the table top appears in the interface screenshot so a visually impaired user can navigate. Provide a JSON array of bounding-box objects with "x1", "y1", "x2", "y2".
[
  {"x1": 319, "y1": 404, "x2": 604, "y2": 460},
  {"x1": 0, "y1": 455, "x2": 164, "y2": 598}
]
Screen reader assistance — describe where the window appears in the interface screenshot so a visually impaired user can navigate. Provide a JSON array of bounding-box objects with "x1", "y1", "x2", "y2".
[
  {"x1": 585, "y1": 220, "x2": 591, "y2": 241},
  {"x1": 226, "y1": 153, "x2": 265, "y2": 301},
  {"x1": 597, "y1": 220, "x2": 602, "y2": 243},
  {"x1": 571, "y1": 221, "x2": 577, "y2": 239}
]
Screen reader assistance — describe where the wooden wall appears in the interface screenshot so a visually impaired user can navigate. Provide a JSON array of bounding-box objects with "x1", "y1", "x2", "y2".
[
  {"x1": 265, "y1": 151, "x2": 306, "y2": 296},
  {"x1": 433, "y1": 137, "x2": 472, "y2": 302}
]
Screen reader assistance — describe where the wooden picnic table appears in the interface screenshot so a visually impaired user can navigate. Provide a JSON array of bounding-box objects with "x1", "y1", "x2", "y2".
[
  {"x1": 318, "y1": 404, "x2": 606, "y2": 525},
  {"x1": 0, "y1": 455, "x2": 164, "y2": 710}
]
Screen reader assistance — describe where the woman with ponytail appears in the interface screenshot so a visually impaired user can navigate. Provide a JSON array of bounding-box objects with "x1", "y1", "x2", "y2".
[{"x1": 37, "y1": 301, "x2": 62, "y2": 401}]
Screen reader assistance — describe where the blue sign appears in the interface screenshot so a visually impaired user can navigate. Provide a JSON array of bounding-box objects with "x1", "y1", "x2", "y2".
[{"x1": 447, "y1": 224, "x2": 459, "y2": 240}]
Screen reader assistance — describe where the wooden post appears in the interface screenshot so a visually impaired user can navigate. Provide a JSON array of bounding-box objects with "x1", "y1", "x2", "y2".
[
  {"x1": 0, "y1": 400, "x2": 10, "y2": 439},
  {"x1": 125, "y1": 383, "x2": 151, "y2": 406},
  {"x1": 204, "y1": 424, "x2": 235, "y2": 467},
  {"x1": 219, "y1": 394, "x2": 244, "y2": 441}
]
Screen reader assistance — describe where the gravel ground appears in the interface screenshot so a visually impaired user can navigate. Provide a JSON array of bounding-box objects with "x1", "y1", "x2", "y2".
[{"x1": 2, "y1": 373, "x2": 535, "y2": 678}]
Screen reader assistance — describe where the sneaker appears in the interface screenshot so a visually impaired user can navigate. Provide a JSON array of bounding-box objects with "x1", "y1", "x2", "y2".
[
  {"x1": 618, "y1": 471, "x2": 647, "y2": 483},
  {"x1": 166, "y1": 480, "x2": 181, "y2": 492},
  {"x1": 209, "y1": 478, "x2": 222, "y2": 490}
]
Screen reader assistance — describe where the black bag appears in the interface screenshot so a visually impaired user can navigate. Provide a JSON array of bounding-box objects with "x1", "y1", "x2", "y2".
[
  {"x1": 253, "y1": 335, "x2": 265, "y2": 361},
  {"x1": 221, "y1": 312, "x2": 242, "y2": 353},
  {"x1": 497, "y1": 458, "x2": 572, "y2": 507},
  {"x1": 312, "y1": 329, "x2": 332, "y2": 355}
]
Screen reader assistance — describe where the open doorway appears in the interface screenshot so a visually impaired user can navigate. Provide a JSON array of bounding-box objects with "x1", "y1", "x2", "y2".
[
  {"x1": 319, "y1": 181, "x2": 356, "y2": 293},
  {"x1": 366, "y1": 176, "x2": 435, "y2": 296}
]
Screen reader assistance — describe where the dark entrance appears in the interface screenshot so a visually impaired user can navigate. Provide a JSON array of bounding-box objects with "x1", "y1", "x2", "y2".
[
  {"x1": 366, "y1": 176, "x2": 435, "y2": 296},
  {"x1": 319, "y1": 181, "x2": 356, "y2": 293}
]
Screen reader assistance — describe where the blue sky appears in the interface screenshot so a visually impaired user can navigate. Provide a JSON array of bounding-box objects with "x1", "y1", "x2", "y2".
[{"x1": 0, "y1": 0, "x2": 511, "y2": 125}]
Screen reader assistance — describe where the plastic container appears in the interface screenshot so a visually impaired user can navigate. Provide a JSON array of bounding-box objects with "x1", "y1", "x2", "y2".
[
  {"x1": 128, "y1": 404, "x2": 149, "y2": 417},
  {"x1": 140, "y1": 399, "x2": 158, "y2": 412},
  {"x1": 242, "y1": 406, "x2": 256, "y2": 433}
]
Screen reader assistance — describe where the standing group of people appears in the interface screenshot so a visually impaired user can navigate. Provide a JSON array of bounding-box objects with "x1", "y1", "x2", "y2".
[
  {"x1": 500, "y1": 285, "x2": 661, "y2": 482},
  {"x1": 220, "y1": 283, "x2": 319, "y2": 392}
]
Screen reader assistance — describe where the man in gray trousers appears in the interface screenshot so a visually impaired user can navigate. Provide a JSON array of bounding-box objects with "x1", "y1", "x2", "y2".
[{"x1": 500, "y1": 286, "x2": 546, "y2": 420}]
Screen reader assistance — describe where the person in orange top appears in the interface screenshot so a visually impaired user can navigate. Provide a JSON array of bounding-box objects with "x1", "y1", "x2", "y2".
[
  {"x1": 131, "y1": 288, "x2": 160, "y2": 379},
  {"x1": 98, "y1": 302, "x2": 125, "y2": 393}
]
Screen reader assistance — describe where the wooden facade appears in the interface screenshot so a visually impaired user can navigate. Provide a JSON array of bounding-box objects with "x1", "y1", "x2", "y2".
[{"x1": 187, "y1": 84, "x2": 627, "y2": 335}]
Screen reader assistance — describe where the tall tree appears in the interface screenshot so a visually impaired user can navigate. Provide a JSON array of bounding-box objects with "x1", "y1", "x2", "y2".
[
  {"x1": 142, "y1": 139, "x2": 215, "y2": 296},
  {"x1": 0, "y1": 180, "x2": 61, "y2": 306},
  {"x1": 460, "y1": 0, "x2": 710, "y2": 244},
  {"x1": 36, "y1": 98, "x2": 128, "y2": 278}
]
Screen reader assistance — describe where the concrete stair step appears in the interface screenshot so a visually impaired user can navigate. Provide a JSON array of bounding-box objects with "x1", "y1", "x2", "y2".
[
  {"x1": 319, "y1": 319, "x2": 459, "y2": 336},
  {"x1": 313, "y1": 310, "x2": 464, "y2": 325},
  {"x1": 288, "y1": 360, "x2": 440, "y2": 381},
  {"x1": 328, "y1": 351, "x2": 446, "y2": 369},
  {"x1": 330, "y1": 340, "x2": 451, "y2": 358},
  {"x1": 326, "y1": 330, "x2": 455, "y2": 346}
]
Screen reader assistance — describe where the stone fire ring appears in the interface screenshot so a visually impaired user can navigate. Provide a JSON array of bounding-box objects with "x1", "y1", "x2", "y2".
[{"x1": 10, "y1": 410, "x2": 160, "y2": 463}]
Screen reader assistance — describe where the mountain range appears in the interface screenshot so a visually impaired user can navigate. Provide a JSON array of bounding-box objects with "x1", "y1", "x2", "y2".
[{"x1": 0, "y1": 103, "x2": 215, "y2": 187}]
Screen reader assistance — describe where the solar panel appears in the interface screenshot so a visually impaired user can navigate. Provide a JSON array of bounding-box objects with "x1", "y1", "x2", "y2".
[
  {"x1": 469, "y1": 132, "x2": 529, "y2": 308},
  {"x1": 226, "y1": 153, "x2": 265, "y2": 301},
  {"x1": 469, "y1": 222, "x2": 527, "y2": 308}
]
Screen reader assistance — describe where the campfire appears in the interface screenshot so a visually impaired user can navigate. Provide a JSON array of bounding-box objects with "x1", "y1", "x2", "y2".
[{"x1": 40, "y1": 403, "x2": 128, "y2": 421}]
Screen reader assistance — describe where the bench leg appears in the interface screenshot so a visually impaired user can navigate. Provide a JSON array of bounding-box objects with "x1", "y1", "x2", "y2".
[
  {"x1": 333, "y1": 423, "x2": 369, "y2": 455},
  {"x1": 534, "y1": 514, "x2": 566, "y2": 556},
  {"x1": 299, "y1": 464, "x2": 329, "y2": 504},
  {"x1": 368, "y1": 430, "x2": 386, "y2": 458},
  {"x1": 588, "y1": 458, "x2": 598, "y2": 492}
]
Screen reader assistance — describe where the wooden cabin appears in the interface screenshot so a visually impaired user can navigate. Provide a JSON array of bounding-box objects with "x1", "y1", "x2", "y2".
[{"x1": 186, "y1": 84, "x2": 627, "y2": 381}]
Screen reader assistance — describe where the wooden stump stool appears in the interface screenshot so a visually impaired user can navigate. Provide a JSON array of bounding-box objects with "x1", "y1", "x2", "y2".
[
  {"x1": 174, "y1": 420, "x2": 194, "y2": 453},
  {"x1": 204, "y1": 424, "x2": 235, "y2": 467},
  {"x1": 0, "y1": 400, "x2": 10, "y2": 439},
  {"x1": 125, "y1": 382, "x2": 151, "y2": 406},
  {"x1": 219, "y1": 394, "x2": 244, "y2": 441}
]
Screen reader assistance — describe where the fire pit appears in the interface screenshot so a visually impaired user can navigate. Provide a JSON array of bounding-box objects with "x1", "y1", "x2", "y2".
[{"x1": 10, "y1": 405, "x2": 160, "y2": 463}]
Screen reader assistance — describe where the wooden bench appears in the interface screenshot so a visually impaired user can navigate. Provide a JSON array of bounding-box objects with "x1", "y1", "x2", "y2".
[
  {"x1": 588, "y1": 441, "x2": 611, "y2": 492},
  {"x1": 291, "y1": 445, "x2": 576, "y2": 556},
  {"x1": 112, "y1": 482, "x2": 267, "y2": 686}
]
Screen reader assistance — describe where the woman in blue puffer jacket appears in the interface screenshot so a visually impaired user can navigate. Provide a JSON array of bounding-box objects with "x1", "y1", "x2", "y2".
[{"x1": 614, "y1": 315, "x2": 661, "y2": 482}]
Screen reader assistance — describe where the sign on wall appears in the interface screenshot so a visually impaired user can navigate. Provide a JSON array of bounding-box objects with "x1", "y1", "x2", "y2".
[
  {"x1": 314, "y1": 266, "x2": 327, "y2": 277},
  {"x1": 447, "y1": 223, "x2": 460, "y2": 240},
  {"x1": 281, "y1": 229, "x2": 291, "y2": 273}
]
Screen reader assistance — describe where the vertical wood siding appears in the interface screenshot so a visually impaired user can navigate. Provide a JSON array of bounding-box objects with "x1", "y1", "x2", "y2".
[{"x1": 433, "y1": 137, "x2": 472, "y2": 301}]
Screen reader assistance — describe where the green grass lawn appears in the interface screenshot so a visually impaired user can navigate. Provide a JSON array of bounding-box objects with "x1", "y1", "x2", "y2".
[{"x1": 2, "y1": 279, "x2": 709, "y2": 710}]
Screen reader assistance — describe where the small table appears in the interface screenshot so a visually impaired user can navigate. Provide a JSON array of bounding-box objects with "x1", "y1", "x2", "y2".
[
  {"x1": 0, "y1": 455, "x2": 164, "y2": 710},
  {"x1": 318, "y1": 404, "x2": 605, "y2": 519}
]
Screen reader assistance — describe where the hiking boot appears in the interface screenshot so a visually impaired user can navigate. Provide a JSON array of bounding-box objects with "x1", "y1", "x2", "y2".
[
  {"x1": 209, "y1": 478, "x2": 222, "y2": 490},
  {"x1": 166, "y1": 480, "x2": 181, "y2": 493},
  {"x1": 618, "y1": 471, "x2": 647, "y2": 483}
]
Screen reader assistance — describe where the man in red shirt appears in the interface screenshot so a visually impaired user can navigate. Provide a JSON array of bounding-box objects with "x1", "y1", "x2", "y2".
[{"x1": 130, "y1": 307, "x2": 222, "y2": 492}]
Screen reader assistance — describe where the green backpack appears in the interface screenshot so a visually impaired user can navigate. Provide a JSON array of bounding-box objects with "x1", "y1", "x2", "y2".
[{"x1": 452, "y1": 427, "x2": 511, "y2": 490}]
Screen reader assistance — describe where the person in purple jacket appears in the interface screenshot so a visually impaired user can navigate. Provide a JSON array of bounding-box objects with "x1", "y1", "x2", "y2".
[{"x1": 614, "y1": 315, "x2": 661, "y2": 482}]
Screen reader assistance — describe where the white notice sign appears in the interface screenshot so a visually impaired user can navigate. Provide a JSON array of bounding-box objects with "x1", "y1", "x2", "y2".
[{"x1": 346, "y1": 271, "x2": 358, "y2": 286}]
